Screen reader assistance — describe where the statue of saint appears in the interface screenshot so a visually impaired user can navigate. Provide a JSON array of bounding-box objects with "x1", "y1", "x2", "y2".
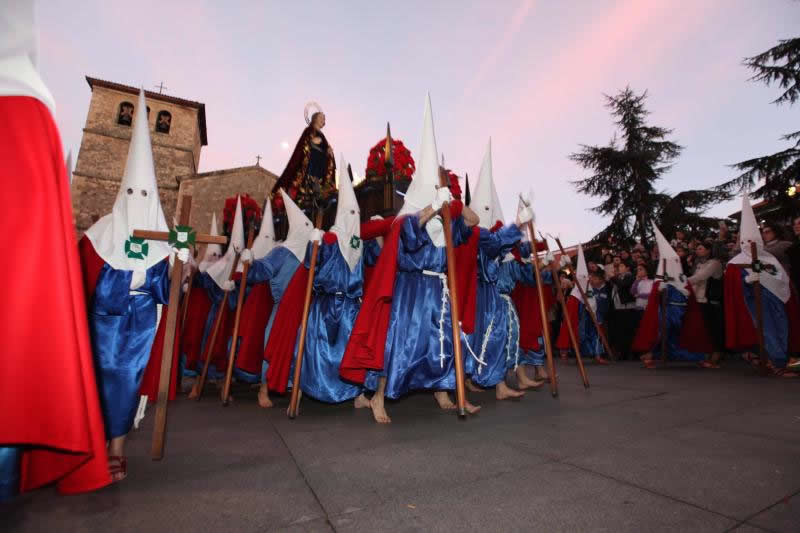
[{"x1": 273, "y1": 102, "x2": 336, "y2": 210}]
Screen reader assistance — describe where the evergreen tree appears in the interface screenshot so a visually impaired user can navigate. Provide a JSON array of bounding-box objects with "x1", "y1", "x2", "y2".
[
  {"x1": 570, "y1": 87, "x2": 683, "y2": 244},
  {"x1": 716, "y1": 37, "x2": 800, "y2": 217}
]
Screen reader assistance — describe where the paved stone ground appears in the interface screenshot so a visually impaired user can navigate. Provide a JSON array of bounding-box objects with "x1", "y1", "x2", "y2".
[{"x1": 3, "y1": 361, "x2": 799, "y2": 532}]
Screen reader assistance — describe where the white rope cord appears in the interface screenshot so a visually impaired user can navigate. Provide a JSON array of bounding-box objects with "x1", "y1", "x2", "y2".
[
  {"x1": 500, "y1": 294, "x2": 521, "y2": 369},
  {"x1": 422, "y1": 270, "x2": 488, "y2": 370}
]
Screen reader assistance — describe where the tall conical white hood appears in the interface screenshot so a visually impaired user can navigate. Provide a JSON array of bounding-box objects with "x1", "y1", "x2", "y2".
[
  {"x1": 331, "y1": 153, "x2": 362, "y2": 271},
  {"x1": 472, "y1": 139, "x2": 504, "y2": 229},
  {"x1": 279, "y1": 188, "x2": 313, "y2": 262},
  {"x1": 251, "y1": 196, "x2": 277, "y2": 260},
  {"x1": 207, "y1": 196, "x2": 244, "y2": 289},
  {"x1": 730, "y1": 193, "x2": 790, "y2": 302},
  {"x1": 0, "y1": 0, "x2": 56, "y2": 115},
  {"x1": 653, "y1": 223, "x2": 687, "y2": 296},
  {"x1": 65, "y1": 150, "x2": 73, "y2": 185},
  {"x1": 85, "y1": 88, "x2": 171, "y2": 272},
  {"x1": 398, "y1": 93, "x2": 441, "y2": 216},
  {"x1": 198, "y1": 213, "x2": 222, "y2": 273},
  {"x1": 570, "y1": 244, "x2": 591, "y2": 301}
]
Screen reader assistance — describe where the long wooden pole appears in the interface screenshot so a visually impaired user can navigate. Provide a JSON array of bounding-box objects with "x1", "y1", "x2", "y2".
[
  {"x1": 554, "y1": 238, "x2": 615, "y2": 360},
  {"x1": 750, "y1": 242, "x2": 769, "y2": 375},
  {"x1": 149, "y1": 196, "x2": 192, "y2": 460},
  {"x1": 540, "y1": 235, "x2": 589, "y2": 388},
  {"x1": 287, "y1": 211, "x2": 324, "y2": 419},
  {"x1": 180, "y1": 269, "x2": 195, "y2": 330},
  {"x1": 660, "y1": 259, "x2": 669, "y2": 365},
  {"x1": 221, "y1": 225, "x2": 257, "y2": 405},
  {"x1": 525, "y1": 222, "x2": 558, "y2": 397},
  {"x1": 190, "y1": 254, "x2": 241, "y2": 400},
  {"x1": 438, "y1": 171, "x2": 468, "y2": 417}
]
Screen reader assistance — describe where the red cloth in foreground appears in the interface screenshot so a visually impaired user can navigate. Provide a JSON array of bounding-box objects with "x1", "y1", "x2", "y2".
[
  {"x1": 555, "y1": 295, "x2": 580, "y2": 351},
  {"x1": 0, "y1": 96, "x2": 110, "y2": 494},
  {"x1": 513, "y1": 277, "x2": 556, "y2": 351},
  {"x1": 235, "y1": 282, "x2": 274, "y2": 376}
]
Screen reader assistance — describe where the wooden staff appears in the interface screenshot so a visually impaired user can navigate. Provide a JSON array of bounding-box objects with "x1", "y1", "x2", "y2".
[
  {"x1": 554, "y1": 238, "x2": 616, "y2": 361},
  {"x1": 729, "y1": 242, "x2": 769, "y2": 375},
  {"x1": 287, "y1": 211, "x2": 324, "y2": 419},
  {"x1": 540, "y1": 235, "x2": 589, "y2": 388},
  {"x1": 132, "y1": 195, "x2": 228, "y2": 459},
  {"x1": 180, "y1": 268, "x2": 195, "y2": 330},
  {"x1": 221, "y1": 224, "x2": 257, "y2": 405},
  {"x1": 660, "y1": 259, "x2": 669, "y2": 365},
  {"x1": 524, "y1": 222, "x2": 558, "y2": 397},
  {"x1": 189, "y1": 252, "x2": 241, "y2": 400},
  {"x1": 437, "y1": 172, "x2": 468, "y2": 417}
]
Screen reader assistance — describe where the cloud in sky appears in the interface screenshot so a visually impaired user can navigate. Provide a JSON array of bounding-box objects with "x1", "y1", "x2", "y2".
[{"x1": 36, "y1": 0, "x2": 800, "y2": 245}]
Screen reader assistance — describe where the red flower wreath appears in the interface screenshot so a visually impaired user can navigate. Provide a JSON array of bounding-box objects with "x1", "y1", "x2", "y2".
[
  {"x1": 365, "y1": 138, "x2": 415, "y2": 181},
  {"x1": 222, "y1": 194, "x2": 263, "y2": 238}
]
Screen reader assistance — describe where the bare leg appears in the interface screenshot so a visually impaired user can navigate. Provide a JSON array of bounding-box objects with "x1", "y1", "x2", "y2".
[
  {"x1": 465, "y1": 378, "x2": 485, "y2": 392},
  {"x1": 354, "y1": 392, "x2": 370, "y2": 409},
  {"x1": 370, "y1": 377, "x2": 391, "y2": 423},
  {"x1": 257, "y1": 382, "x2": 273, "y2": 408},
  {"x1": 434, "y1": 391, "x2": 457, "y2": 410},
  {"x1": 534, "y1": 365, "x2": 548, "y2": 381},
  {"x1": 465, "y1": 398, "x2": 481, "y2": 414},
  {"x1": 515, "y1": 366, "x2": 545, "y2": 390},
  {"x1": 495, "y1": 381, "x2": 525, "y2": 400}
]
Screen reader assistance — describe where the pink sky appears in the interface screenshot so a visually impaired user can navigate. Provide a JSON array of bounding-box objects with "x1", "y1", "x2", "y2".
[{"x1": 37, "y1": 0, "x2": 800, "y2": 245}]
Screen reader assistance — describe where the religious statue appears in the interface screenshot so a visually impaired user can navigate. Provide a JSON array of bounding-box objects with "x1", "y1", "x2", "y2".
[{"x1": 273, "y1": 102, "x2": 336, "y2": 210}]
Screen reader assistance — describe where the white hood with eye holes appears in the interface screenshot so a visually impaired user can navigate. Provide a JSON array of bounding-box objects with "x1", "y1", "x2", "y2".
[
  {"x1": 85, "y1": 88, "x2": 171, "y2": 272},
  {"x1": 330, "y1": 153, "x2": 362, "y2": 271}
]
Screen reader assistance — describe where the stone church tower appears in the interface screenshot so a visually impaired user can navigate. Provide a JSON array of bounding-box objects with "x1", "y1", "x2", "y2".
[
  {"x1": 70, "y1": 77, "x2": 280, "y2": 242},
  {"x1": 71, "y1": 77, "x2": 208, "y2": 234}
]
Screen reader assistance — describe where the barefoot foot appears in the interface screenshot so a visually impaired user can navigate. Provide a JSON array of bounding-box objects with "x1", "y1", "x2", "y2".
[
  {"x1": 496, "y1": 381, "x2": 525, "y2": 400},
  {"x1": 434, "y1": 391, "x2": 457, "y2": 410},
  {"x1": 516, "y1": 367, "x2": 545, "y2": 390},
  {"x1": 465, "y1": 400, "x2": 481, "y2": 414},
  {"x1": 354, "y1": 393, "x2": 370, "y2": 409},
  {"x1": 370, "y1": 395, "x2": 391, "y2": 423},
  {"x1": 257, "y1": 384, "x2": 273, "y2": 408}
]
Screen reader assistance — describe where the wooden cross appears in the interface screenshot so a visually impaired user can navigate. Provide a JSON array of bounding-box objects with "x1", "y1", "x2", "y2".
[
  {"x1": 256, "y1": 155, "x2": 262, "y2": 167},
  {"x1": 132, "y1": 195, "x2": 228, "y2": 460},
  {"x1": 729, "y1": 242, "x2": 770, "y2": 375},
  {"x1": 154, "y1": 82, "x2": 168, "y2": 94}
]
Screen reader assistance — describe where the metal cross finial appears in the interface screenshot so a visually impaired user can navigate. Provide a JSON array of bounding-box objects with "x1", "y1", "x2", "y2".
[
  {"x1": 255, "y1": 155, "x2": 262, "y2": 166},
  {"x1": 154, "y1": 82, "x2": 168, "y2": 94}
]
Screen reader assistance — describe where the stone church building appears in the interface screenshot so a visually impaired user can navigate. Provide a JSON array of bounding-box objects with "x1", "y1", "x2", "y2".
[{"x1": 70, "y1": 77, "x2": 278, "y2": 239}]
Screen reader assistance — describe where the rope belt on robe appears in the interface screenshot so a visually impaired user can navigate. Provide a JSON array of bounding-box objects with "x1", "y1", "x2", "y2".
[
  {"x1": 500, "y1": 293, "x2": 521, "y2": 369},
  {"x1": 421, "y1": 269, "x2": 487, "y2": 371}
]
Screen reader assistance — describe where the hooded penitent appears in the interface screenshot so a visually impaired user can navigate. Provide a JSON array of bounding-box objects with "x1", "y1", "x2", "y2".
[
  {"x1": 330, "y1": 153, "x2": 362, "y2": 271},
  {"x1": 278, "y1": 188, "x2": 313, "y2": 262},
  {"x1": 251, "y1": 196, "x2": 277, "y2": 260},
  {"x1": 197, "y1": 213, "x2": 222, "y2": 273},
  {"x1": 652, "y1": 222, "x2": 688, "y2": 297},
  {"x1": 207, "y1": 196, "x2": 244, "y2": 289},
  {"x1": 729, "y1": 193, "x2": 790, "y2": 302},
  {"x1": 85, "y1": 88, "x2": 171, "y2": 273},
  {"x1": 397, "y1": 93, "x2": 440, "y2": 217},
  {"x1": 471, "y1": 139, "x2": 504, "y2": 230}
]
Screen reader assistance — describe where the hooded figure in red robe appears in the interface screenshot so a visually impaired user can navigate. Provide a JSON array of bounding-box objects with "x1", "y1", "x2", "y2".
[{"x1": 0, "y1": 1, "x2": 111, "y2": 499}]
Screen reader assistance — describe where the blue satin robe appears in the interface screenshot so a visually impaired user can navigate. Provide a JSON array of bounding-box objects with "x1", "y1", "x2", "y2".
[
  {"x1": 507, "y1": 262, "x2": 550, "y2": 367},
  {"x1": 0, "y1": 447, "x2": 20, "y2": 502},
  {"x1": 89, "y1": 260, "x2": 169, "y2": 439},
  {"x1": 651, "y1": 285, "x2": 705, "y2": 362},
  {"x1": 247, "y1": 246, "x2": 301, "y2": 380},
  {"x1": 466, "y1": 226, "x2": 522, "y2": 387},
  {"x1": 363, "y1": 238, "x2": 382, "y2": 267},
  {"x1": 298, "y1": 241, "x2": 363, "y2": 403},
  {"x1": 741, "y1": 272, "x2": 788, "y2": 367},
  {"x1": 365, "y1": 215, "x2": 473, "y2": 399}
]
